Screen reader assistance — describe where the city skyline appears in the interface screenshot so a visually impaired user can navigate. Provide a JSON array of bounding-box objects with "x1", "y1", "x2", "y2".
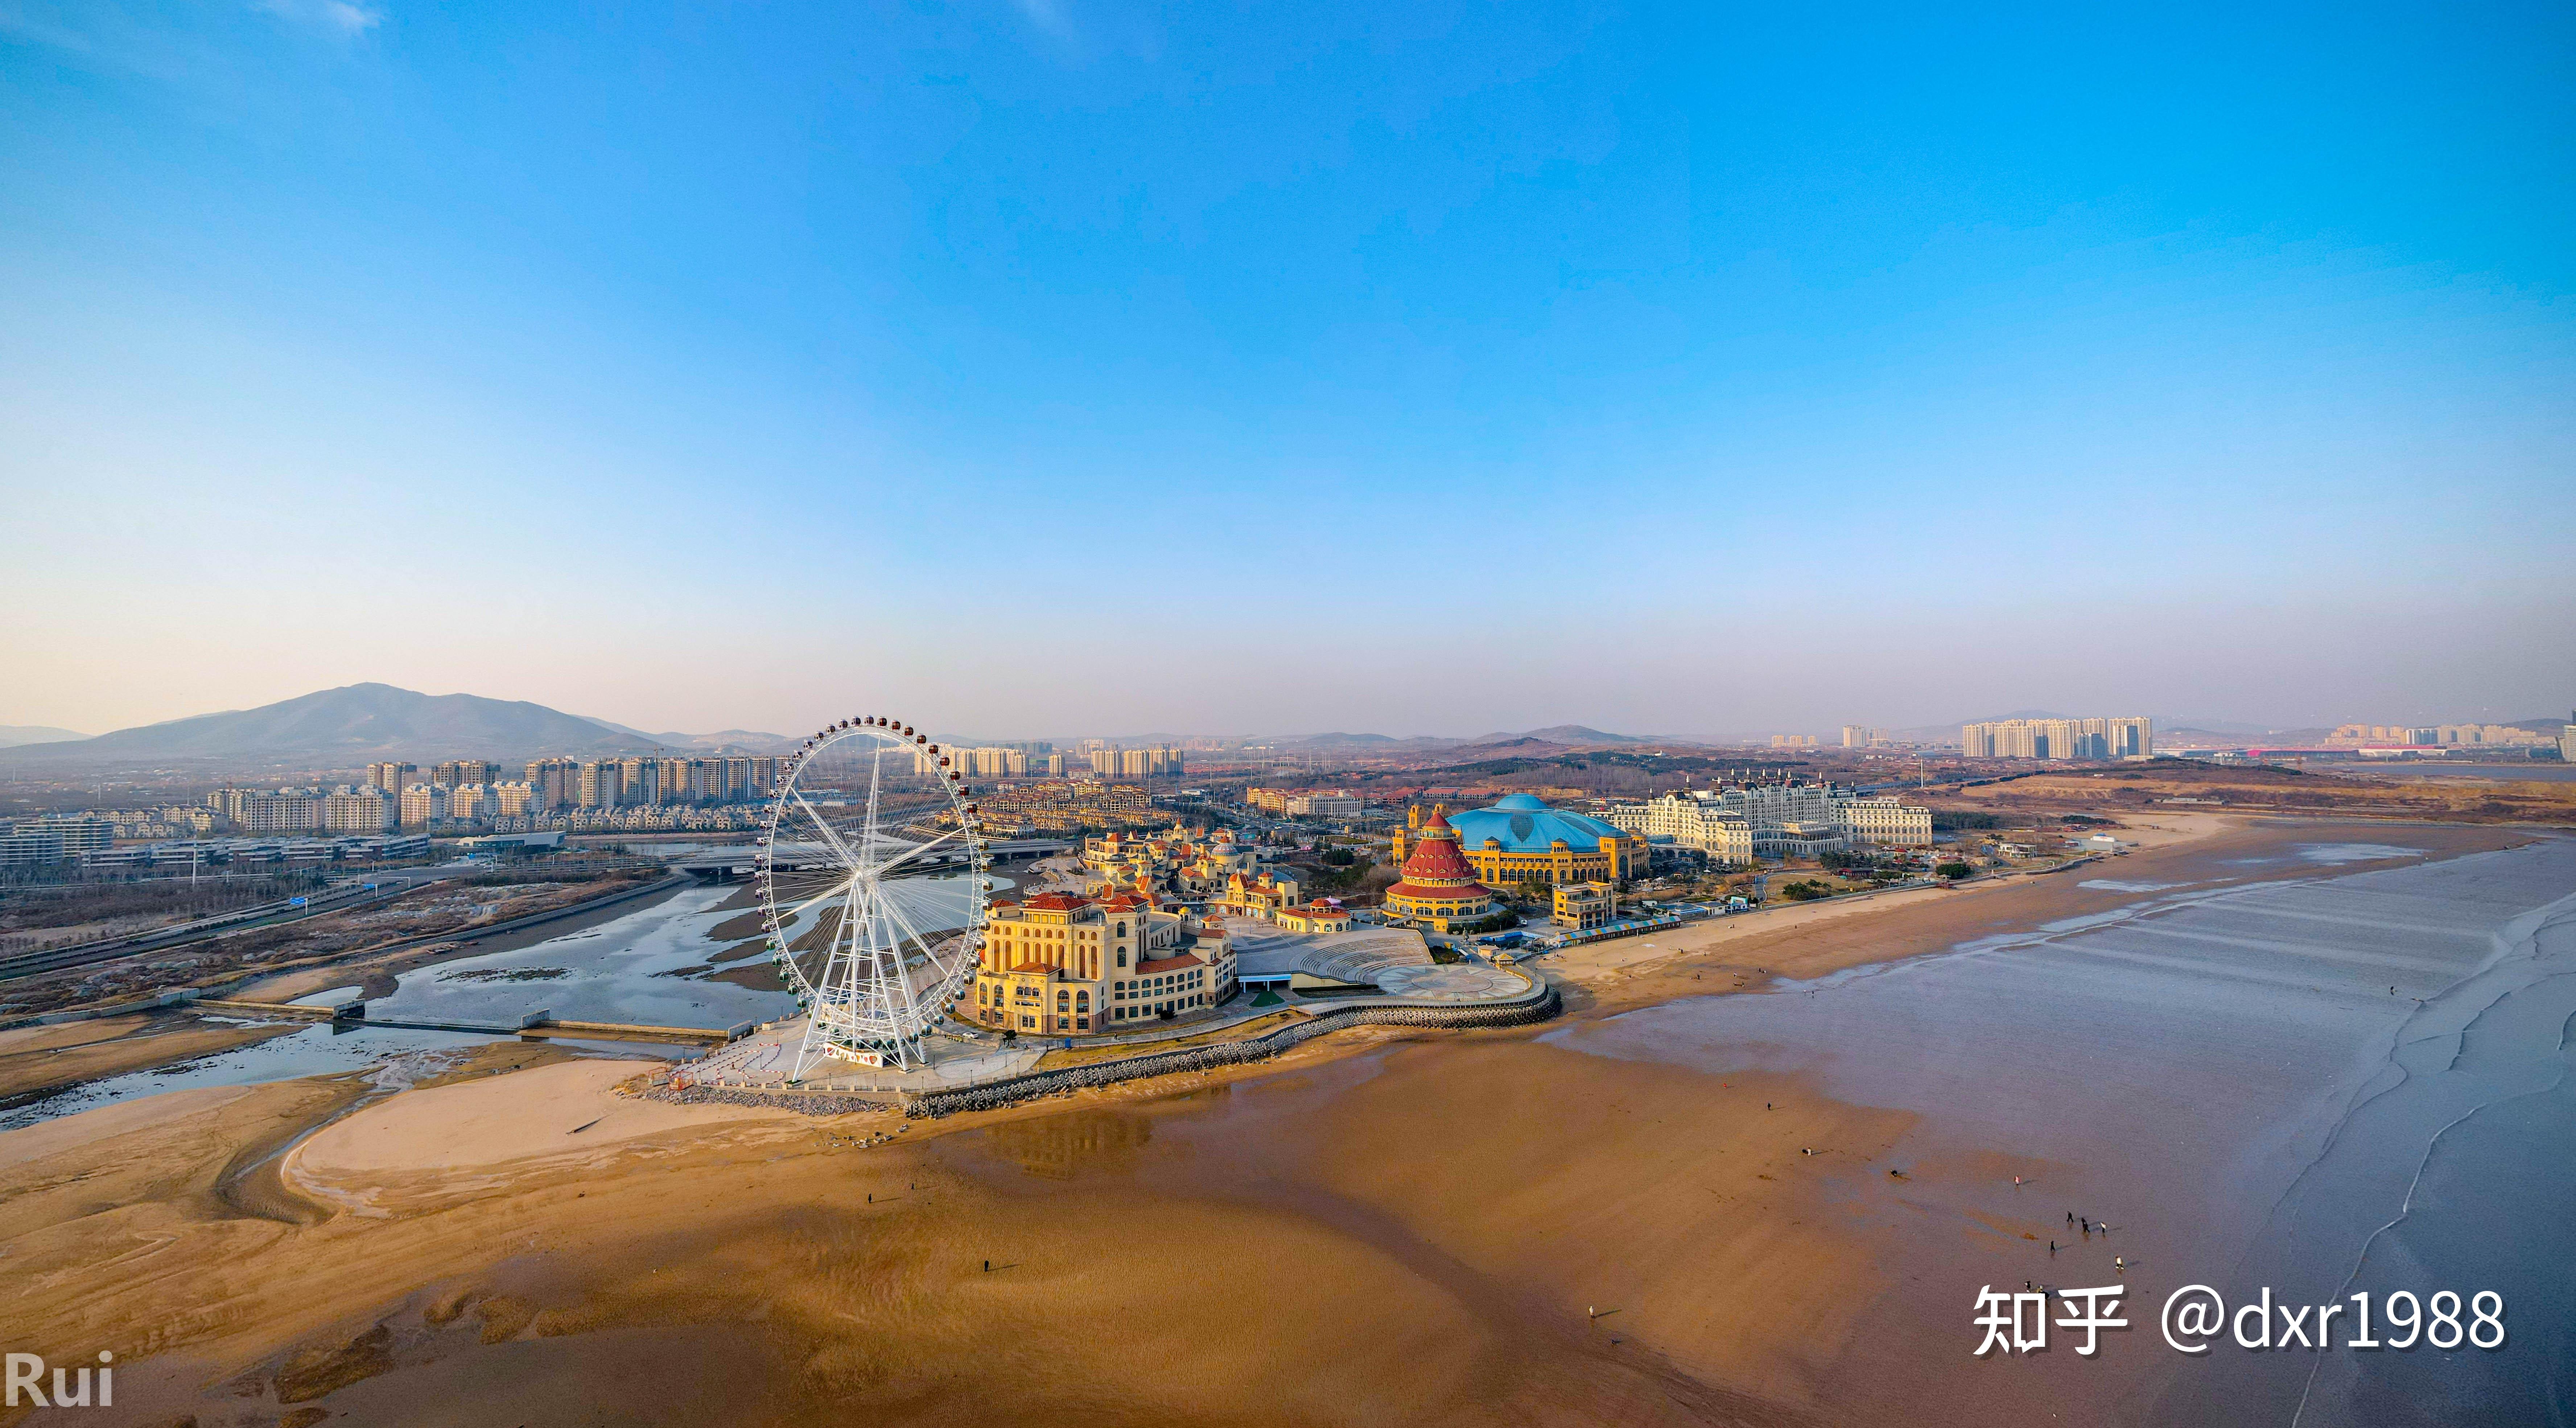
[{"x1": 5, "y1": 2, "x2": 2572, "y2": 738}]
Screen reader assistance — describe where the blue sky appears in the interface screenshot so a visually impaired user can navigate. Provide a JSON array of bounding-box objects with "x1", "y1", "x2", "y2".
[{"x1": 3, "y1": 0, "x2": 2570, "y2": 738}]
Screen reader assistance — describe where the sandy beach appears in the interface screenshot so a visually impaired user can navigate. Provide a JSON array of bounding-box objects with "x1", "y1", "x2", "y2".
[{"x1": 0, "y1": 813, "x2": 2565, "y2": 1427}]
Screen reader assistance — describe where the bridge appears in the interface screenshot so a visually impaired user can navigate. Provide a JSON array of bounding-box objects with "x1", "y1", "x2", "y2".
[{"x1": 187, "y1": 995, "x2": 750, "y2": 1046}]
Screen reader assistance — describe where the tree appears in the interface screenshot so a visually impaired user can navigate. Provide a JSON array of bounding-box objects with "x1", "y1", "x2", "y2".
[{"x1": 1935, "y1": 861, "x2": 1971, "y2": 880}]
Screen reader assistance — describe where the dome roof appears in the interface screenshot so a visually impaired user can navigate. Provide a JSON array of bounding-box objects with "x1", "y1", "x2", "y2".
[{"x1": 1448, "y1": 795, "x2": 1623, "y2": 853}]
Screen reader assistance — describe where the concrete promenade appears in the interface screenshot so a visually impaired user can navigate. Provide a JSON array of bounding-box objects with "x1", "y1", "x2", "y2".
[{"x1": 647, "y1": 955, "x2": 1555, "y2": 1113}]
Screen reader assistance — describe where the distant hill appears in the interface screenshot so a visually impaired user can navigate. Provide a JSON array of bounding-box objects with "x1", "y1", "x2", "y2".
[
  {"x1": 681, "y1": 729, "x2": 800, "y2": 754},
  {"x1": 1276, "y1": 725, "x2": 1656, "y2": 750},
  {"x1": 1514, "y1": 724, "x2": 1653, "y2": 746},
  {"x1": 8, "y1": 684, "x2": 664, "y2": 768},
  {"x1": 0, "y1": 725, "x2": 88, "y2": 749}
]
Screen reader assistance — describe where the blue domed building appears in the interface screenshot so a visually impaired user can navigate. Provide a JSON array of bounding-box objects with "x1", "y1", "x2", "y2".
[{"x1": 1393, "y1": 793, "x2": 1646, "y2": 890}]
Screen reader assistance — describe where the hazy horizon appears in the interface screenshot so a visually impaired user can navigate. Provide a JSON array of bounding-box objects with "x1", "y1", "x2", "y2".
[
  {"x1": 5, "y1": 2, "x2": 2569, "y2": 738},
  {"x1": 7, "y1": 679, "x2": 2572, "y2": 753}
]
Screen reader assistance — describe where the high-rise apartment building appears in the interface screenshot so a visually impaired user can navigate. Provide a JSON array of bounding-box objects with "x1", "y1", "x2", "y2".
[
  {"x1": 579, "y1": 761, "x2": 622, "y2": 809},
  {"x1": 368, "y1": 762, "x2": 416, "y2": 795},
  {"x1": 525, "y1": 759, "x2": 578, "y2": 811},
  {"x1": 400, "y1": 783, "x2": 449, "y2": 827},
  {"x1": 434, "y1": 760, "x2": 499, "y2": 789},
  {"x1": 1960, "y1": 717, "x2": 2150, "y2": 760},
  {"x1": 215, "y1": 788, "x2": 328, "y2": 832},
  {"x1": 617, "y1": 756, "x2": 661, "y2": 806},
  {"x1": 323, "y1": 787, "x2": 397, "y2": 833}
]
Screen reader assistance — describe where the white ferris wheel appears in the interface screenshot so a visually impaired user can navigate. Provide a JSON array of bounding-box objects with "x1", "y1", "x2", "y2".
[{"x1": 755, "y1": 715, "x2": 991, "y2": 1078}]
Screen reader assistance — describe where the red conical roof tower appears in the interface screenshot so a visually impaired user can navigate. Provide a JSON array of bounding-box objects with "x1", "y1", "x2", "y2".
[{"x1": 1384, "y1": 810, "x2": 1489, "y2": 901}]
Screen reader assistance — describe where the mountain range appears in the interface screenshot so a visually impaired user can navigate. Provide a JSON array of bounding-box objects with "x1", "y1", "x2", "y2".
[
  {"x1": 1274, "y1": 725, "x2": 1669, "y2": 751},
  {"x1": 2, "y1": 685, "x2": 794, "y2": 769},
  {"x1": 0, "y1": 725, "x2": 88, "y2": 750}
]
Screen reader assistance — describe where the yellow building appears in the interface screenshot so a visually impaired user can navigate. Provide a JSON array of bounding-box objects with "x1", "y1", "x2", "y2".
[
  {"x1": 1395, "y1": 795, "x2": 1645, "y2": 890},
  {"x1": 1380, "y1": 812, "x2": 1497, "y2": 933},
  {"x1": 1552, "y1": 881, "x2": 1617, "y2": 930},
  {"x1": 964, "y1": 891, "x2": 1236, "y2": 1036},
  {"x1": 1275, "y1": 901, "x2": 1355, "y2": 934},
  {"x1": 1211, "y1": 866, "x2": 1306, "y2": 921}
]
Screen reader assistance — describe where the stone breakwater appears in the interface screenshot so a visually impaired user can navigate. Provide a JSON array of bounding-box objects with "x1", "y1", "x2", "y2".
[
  {"x1": 905, "y1": 985, "x2": 1563, "y2": 1118},
  {"x1": 629, "y1": 1085, "x2": 894, "y2": 1116}
]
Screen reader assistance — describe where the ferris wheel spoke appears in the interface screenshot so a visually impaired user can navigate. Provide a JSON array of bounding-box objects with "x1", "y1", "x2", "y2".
[
  {"x1": 872, "y1": 887, "x2": 935, "y2": 1023},
  {"x1": 780, "y1": 870, "x2": 860, "y2": 923},
  {"x1": 859, "y1": 741, "x2": 886, "y2": 876},
  {"x1": 868, "y1": 825, "x2": 964, "y2": 878},
  {"x1": 791, "y1": 790, "x2": 865, "y2": 873}
]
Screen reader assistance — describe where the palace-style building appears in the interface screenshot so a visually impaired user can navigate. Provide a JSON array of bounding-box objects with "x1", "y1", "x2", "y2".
[
  {"x1": 1393, "y1": 794, "x2": 1646, "y2": 890},
  {"x1": 963, "y1": 890, "x2": 1237, "y2": 1036},
  {"x1": 1380, "y1": 811, "x2": 1497, "y2": 932}
]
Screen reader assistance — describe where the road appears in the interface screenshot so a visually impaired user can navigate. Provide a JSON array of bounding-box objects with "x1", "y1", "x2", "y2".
[{"x1": 0, "y1": 865, "x2": 457, "y2": 985}]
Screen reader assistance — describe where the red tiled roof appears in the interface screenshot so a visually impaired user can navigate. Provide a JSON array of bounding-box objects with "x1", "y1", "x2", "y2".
[
  {"x1": 1397, "y1": 823, "x2": 1479, "y2": 884},
  {"x1": 1387, "y1": 880, "x2": 1492, "y2": 902},
  {"x1": 1009, "y1": 960, "x2": 1056, "y2": 974},
  {"x1": 1024, "y1": 891, "x2": 1090, "y2": 911},
  {"x1": 1134, "y1": 952, "x2": 1205, "y2": 975}
]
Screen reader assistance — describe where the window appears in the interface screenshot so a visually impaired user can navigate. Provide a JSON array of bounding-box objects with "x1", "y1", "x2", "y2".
[{"x1": 1117, "y1": 949, "x2": 1127, "y2": 967}]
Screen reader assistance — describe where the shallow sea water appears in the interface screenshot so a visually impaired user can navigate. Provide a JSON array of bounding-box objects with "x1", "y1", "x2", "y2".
[{"x1": 1547, "y1": 835, "x2": 2576, "y2": 1427}]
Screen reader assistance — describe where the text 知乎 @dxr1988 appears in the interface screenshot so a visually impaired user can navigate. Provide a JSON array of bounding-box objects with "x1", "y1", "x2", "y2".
[{"x1": 1971, "y1": 1286, "x2": 2509, "y2": 1356}]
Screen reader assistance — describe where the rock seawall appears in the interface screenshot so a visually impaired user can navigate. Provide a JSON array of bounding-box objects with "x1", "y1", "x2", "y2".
[{"x1": 905, "y1": 984, "x2": 1562, "y2": 1118}]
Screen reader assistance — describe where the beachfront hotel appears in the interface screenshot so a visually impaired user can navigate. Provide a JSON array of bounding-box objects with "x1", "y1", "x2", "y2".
[
  {"x1": 1605, "y1": 786, "x2": 1932, "y2": 859},
  {"x1": 962, "y1": 890, "x2": 1238, "y2": 1036}
]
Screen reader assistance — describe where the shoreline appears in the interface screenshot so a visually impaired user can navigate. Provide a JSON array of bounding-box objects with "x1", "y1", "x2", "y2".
[{"x1": 0, "y1": 813, "x2": 2559, "y2": 1424}]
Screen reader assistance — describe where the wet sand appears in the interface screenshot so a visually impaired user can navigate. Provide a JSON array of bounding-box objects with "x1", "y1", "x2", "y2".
[
  {"x1": 1558, "y1": 816, "x2": 2536, "y2": 1012},
  {"x1": 1, "y1": 816, "x2": 2564, "y2": 1426}
]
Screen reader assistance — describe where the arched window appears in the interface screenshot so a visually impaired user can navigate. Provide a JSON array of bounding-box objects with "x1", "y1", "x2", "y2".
[
  {"x1": 1116, "y1": 921, "x2": 1127, "y2": 936},
  {"x1": 1117, "y1": 949, "x2": 1127, "y2": 967},
  {"x1": 1076, "y1": 991, "x2": 1090, "y2": 1009}
]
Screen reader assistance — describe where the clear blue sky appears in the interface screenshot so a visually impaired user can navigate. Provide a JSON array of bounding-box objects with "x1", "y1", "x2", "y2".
[{"x1": 4, "y1": 0, "x2": 2570, "y2": 738}]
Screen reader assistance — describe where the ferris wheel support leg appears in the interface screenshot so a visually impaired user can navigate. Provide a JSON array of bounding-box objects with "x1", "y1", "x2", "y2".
[{"x1": 788, "y1": 1015, "x2": 831, "y2": 1084}]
